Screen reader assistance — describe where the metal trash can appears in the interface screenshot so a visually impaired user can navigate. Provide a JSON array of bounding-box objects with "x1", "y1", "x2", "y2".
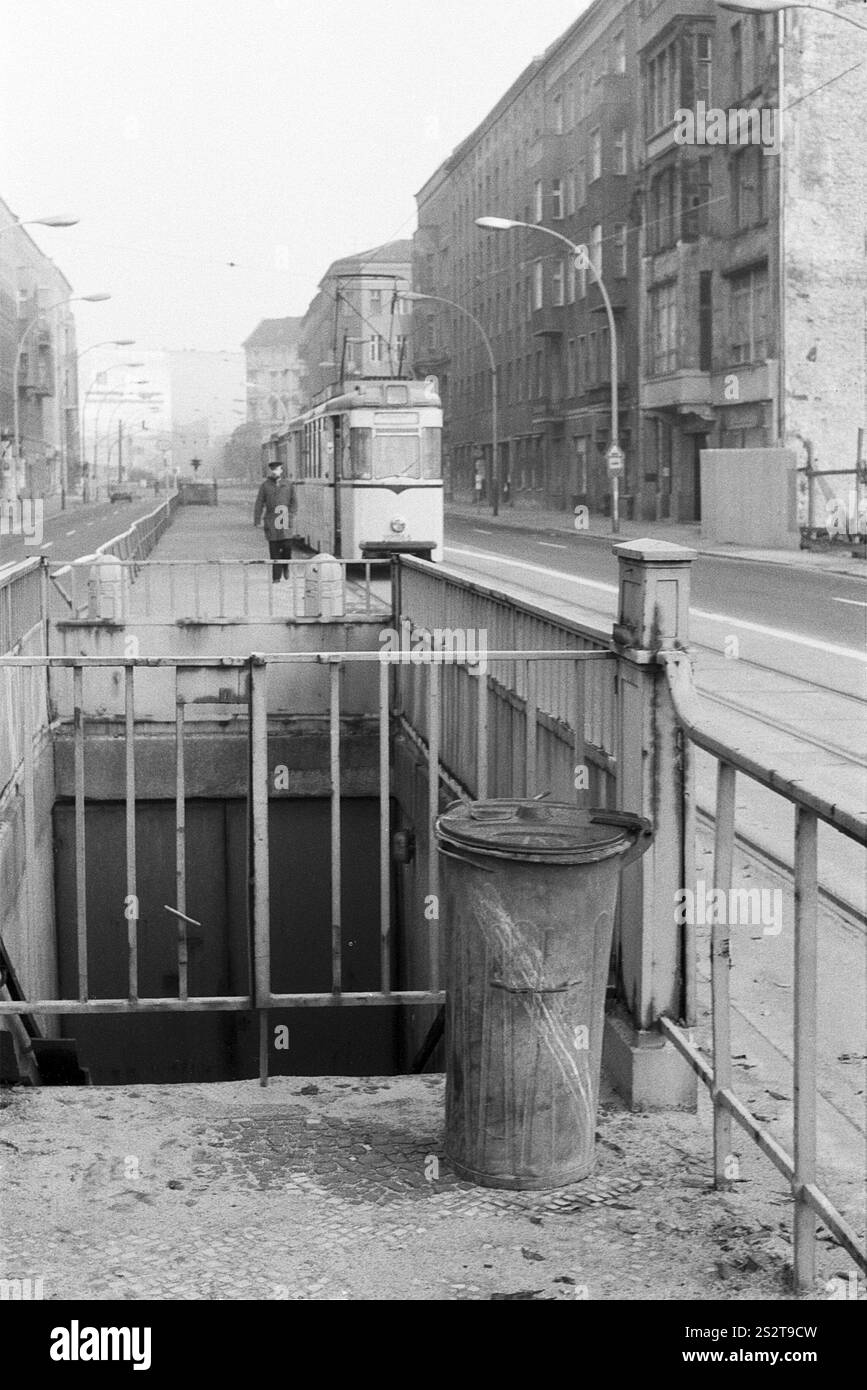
[{"x1": 436, "y1": 799, "x2": 652, "y2": 1190}]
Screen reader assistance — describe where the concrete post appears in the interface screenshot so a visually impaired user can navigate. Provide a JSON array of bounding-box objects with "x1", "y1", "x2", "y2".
[{"x1": 603, "y1": 538, "x2": 698, "y2": 1109}]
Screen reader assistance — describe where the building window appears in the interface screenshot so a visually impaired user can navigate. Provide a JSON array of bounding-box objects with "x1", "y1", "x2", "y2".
[
  {"x1": 682, "y1": 157, "x2": 711, "y2": 240},
  {"x1": 729, "y1": 265, "x2": 769, "y2": 363},
  {"x1": 732, "y1": 21, "x2": 743, "y2": 96},
  {"x1": 369, "y1": 334, "x2": 386, "y2": 363},
  {"x1": 369, "y1": 290, "x2": 382, "y2": 315},
  {"x1": 753, "y1": 15, "x2": 767, "y2": 82},
  {"x1": 534, "y1": 179, "x2": 544, "y2": 222},
  {"x1": 732, "y1": 147, "x2": 766, "y2": 229},
  {"x1": 567, "y1": 256, "x2": 576, "y2": 304},
  {"x1": 551, "y1": 92, "x2": 563, "y2": 134},
  {"x1": 614, "y1": 128, "x2": 628, "y2": 175},
  {"x1": 647, "y1": 40, "x2": 678, "y2": 134},
  {"x1": 566, "y1": 337, "x2": 577, "y2": 395},
  {"x1": 649, "y1": 165, "x2": 678, "y2": 252},
  {"x1": 588, "y1": 331, "x2": 597, "y2": 384},
  {"x1": 590, "y1": 223, "x2": 603, "y2": 276},
  {"x1": 613, "y1": 30, "x2": 626, "y2": 74},
  {"x1": 590, "y1": 127, "x2": 602, "y2": 181},
  {"x1": 533, "y1": 259, "x2": 544, "y2": 310},
  {"x1": 649, "y1": 281, "x2": 678, "y2": 374},
  {"x1": 552, "y1": 178, "x2": 564, "y2": 220},
  {"x1": 553, "y1": 259, "x2": 565, "y2": 306},
  {"x1": 613, "y1": 224, "x2": 627, "y2": 277},
  {"x1": 697, "y1": 32, "x2": 712, "y2": 105},
  {"x1": 566, "y1": 82, "x2": 575, "y2": 129},
  {"x1": 566, "y1": 170, "x2": 576, "y2": 216},
  {"x1": 578, "y1": 336, "x2": 588, "y2": 387},
  {"x1": 535, "y1": 348, "x2": 545, "y2": 398}
]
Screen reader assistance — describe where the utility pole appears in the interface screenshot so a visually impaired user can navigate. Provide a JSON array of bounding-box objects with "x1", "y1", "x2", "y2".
[{"x1": 118, "y1": 419, "x2": 123, "y2": 484}]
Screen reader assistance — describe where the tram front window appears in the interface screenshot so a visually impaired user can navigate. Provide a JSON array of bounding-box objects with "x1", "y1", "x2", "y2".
[{"x1": 349, "y1": 427, "x2": 424, "y2": 480}]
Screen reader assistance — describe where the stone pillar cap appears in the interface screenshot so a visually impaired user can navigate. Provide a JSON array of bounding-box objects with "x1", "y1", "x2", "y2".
[{"x1": 612, "y1": 538, "x2": 697, "y2": 562}]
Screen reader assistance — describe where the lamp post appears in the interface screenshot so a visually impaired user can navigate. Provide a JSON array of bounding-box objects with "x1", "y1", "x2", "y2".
[
  {"x1": 399, "y1": 290, "x2": 500, "y2": 516},
  {"x1": 83, "y1": 366, "x2": 145, "y2": 497},
  {"x1": 67, "y1": 341, "x2": 135, "y2": 503},
  {"x1": 0, "y1": 214, "x2": 79, "y2": 238},
  {"x1": 478, "y1": 216, "x2": 623, "y2": 533},
  {"x1": 11, "y1": 292, "x2": 110, "y2": 501},
  {"x1": 717, "y1": 0, "x2": 867, "y2": 30}
]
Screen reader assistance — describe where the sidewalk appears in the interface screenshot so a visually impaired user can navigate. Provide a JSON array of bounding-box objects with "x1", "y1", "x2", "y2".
[
  {"x1": 447, "y1": 497, "x2": 867, "y2": 579},
  {"x1": 0, "y1": 1074, "x2": 850, "y2": 1301}
]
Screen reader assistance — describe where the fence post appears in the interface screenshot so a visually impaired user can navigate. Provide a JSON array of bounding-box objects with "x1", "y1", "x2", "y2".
[{"x1": 603, "y1": 538, "x2": 697, "y2": 1109}]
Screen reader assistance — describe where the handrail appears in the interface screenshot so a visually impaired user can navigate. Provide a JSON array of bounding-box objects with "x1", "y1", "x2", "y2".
[{"x1": 659, "y1": 648, "x2": 866, "y2": 845}]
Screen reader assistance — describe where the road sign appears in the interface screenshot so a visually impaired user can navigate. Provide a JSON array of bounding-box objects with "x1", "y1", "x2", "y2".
[{"x1": 606, "y1": 444, "x2": 625, "y2": 476}]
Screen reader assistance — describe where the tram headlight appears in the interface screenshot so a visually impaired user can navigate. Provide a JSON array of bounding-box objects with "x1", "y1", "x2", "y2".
[{"x1": 390, "y1": 516, "x2": 407, "y2": 534}]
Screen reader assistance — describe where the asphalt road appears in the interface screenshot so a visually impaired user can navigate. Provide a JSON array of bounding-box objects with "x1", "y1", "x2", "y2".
[
  {"x1": 444, "y1": 514, "x2": 867, "y2": 700},
  {"x1": 0, "y1": 493, "x2": 164, "y2": 571}
]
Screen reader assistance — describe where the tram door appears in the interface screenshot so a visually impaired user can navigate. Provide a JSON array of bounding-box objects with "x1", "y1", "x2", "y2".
[{"x1": 332, "y1": 415, "x2": 342, "y2": 556}]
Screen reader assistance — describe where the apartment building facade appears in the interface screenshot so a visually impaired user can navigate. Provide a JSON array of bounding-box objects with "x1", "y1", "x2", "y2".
[
  {"x1": 0, "y1": 197, "x2": 81, "y2": 500},
  {"x1": 413, "y1": 0, "x2": 866, "y2": 524},
  {"x1": 298, "y1": 241, "x2": 414, "y2": 407},
  {"x1": 243, "y1": 317, "x2": 305, "y2": 433}
]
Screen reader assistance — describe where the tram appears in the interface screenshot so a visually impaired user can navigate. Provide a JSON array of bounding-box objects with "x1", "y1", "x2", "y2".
[{"x1": 264, "y1": 378, "x2": 443, "y2": 561}]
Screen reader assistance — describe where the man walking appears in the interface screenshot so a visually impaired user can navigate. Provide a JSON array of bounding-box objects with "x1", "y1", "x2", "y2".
[{"x1": 254, "y1": 460, "x2": 296, "y2": 581}]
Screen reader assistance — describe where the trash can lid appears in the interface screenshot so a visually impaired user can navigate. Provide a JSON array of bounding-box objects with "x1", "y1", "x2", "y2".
[{"x1": 436, "y1": 799, "x2": 650, "y2": 864}]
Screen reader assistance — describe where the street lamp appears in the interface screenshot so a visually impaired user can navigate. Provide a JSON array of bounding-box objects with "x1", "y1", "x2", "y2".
[
  {"x1": 0, "y1": 214, "x2": 79, "y2": 237},
  {"x1": 717, "y1": 0, "x2": 867, "y2": 30},
  {"x1": 81, "y1": 363, "x2": 145, "y2": 491},
  {"x1": 477, "y1": 216, "x2": 624, "y2": 533},
  {"x1": 399, "y1": 290, "x2": 500, "y2": 516},
  {"x1": 11, "y1": 292, "x2": 111, "y2": 500}
]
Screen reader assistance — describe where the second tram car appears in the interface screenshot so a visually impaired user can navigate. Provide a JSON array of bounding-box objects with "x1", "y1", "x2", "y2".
[{"x1": 265, "y1": 378, "x2": 443, "y2": 561}]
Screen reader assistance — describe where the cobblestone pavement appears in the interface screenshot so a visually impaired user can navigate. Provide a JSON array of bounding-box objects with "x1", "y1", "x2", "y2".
[{"x1": 2, "y1": 1075, "x2": 857, "y2": 1301}]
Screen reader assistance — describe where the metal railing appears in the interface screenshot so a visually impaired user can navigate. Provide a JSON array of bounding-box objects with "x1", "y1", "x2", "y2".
[
  {"x1": 51, "y1": 557, "x2": 391, "y2": 624},
  {"x1": 0, "y1": 648, "x2": 604, "y2": 1086},
  {"x1": 394, "y1": 558, "x2": 618, "y2": 805},
  {"x1": 659, "y1": 648, "x2": 867, "y2": 1291}
]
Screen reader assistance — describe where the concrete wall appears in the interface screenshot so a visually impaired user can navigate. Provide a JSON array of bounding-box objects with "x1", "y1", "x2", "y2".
[{"x1": 699, "y1": 447, "x2": 799, "y2": 548}]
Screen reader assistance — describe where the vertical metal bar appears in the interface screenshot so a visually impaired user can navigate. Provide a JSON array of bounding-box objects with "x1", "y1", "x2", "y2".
[
  {"x1": 365, "y1": 562, "x2": 372, "y2": 615},
  {"x1": 712, "y1": 760, "x2": 736, "y2": 1187},
  {"x1": 525, "y1": 659, "x2": 537, "y2": 797},
  {"x1": 682, "y1": 730, "x2": 697, "y2": 1029},
  {"x1": 427, "y1": 658, "x2": 440, "y2": 992},
  {"x1": 168, "y1": 563, "x2": 175, "y2": 616},
  {"x1": 218, "y1": 562, "x2": 225, "y2": 618},
  {"x1": 267, "y1": 564, "x2": 274, "y2": 617},
  {"x1": 242, "y1": 562, "x2": 250, "y2": 618},
  {"x1": 193, "y1": 565, "x2": 200, "y2": 619},
  {"x1": 125, "y1": 664, "x2": 138, "y2": 1004},
  {"x1": 21, "y1": 664, "x2": 38, "y2": 991},
  {"x1": 250, "y1": 657, "x2": 271, "y2": 1085},
  {"x1": 379, "y1": 658, "x2": 391, "y2": 994},
  {"x1": 73, "y1": 663, "x2": 88, "y2": 1001},
  {"x1": 144, "y1": 564, "x2": 151, "y2": 614},
  {"x1": 476, "y1": 665, "x2": 489, "y2": 799},
  {"x1": 793, "y1": 806, "x2": 818, "y2": 1292},
  {"x1": 175, "y1": 668, "x2": 188, "y2": 1001},
  {"x1": 330, "y1": 662, "x2": 342, "y2": 994},
  {"x1": 573, "y1": 657, "x2": 586, "y2": 806}
]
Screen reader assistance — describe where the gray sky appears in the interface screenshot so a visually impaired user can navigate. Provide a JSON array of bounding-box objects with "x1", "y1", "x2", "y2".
[{"x1": 0, "y1": 0, "x2": 586, "y2": 354}]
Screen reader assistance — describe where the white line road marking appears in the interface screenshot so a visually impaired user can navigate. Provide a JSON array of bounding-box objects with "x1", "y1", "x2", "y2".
[
  {"x1": 39, "y1": 542, "x2": 54, "y2": 550},
  {"x1": 538, "y1": 541, "x2": 567, "y2": 549},
  {"x1": 444, "y1": 544, "x2": 867, "y2": 664},
  {"x1": 65, "y1": 529, "x2": 75, "y2": 535},
  {"x1": 473, "y1": 528, "x2": 493, "y2": 535},
  {"x1": 832, "y1": 596, "x2": 867, "y2": 608}
]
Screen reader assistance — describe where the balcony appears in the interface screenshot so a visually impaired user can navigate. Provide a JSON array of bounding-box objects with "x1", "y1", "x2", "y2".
[
  {"x1": 530, "y1": 305, "x2": 566, "y2": 339},
  {"x1": 641, "y1": 368, "x2": 711, "y2": 411}
]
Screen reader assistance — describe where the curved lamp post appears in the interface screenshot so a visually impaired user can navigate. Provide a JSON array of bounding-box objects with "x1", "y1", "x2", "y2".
[
  {"x1": 0, "y1": 214, "x2": 79, "y2": 238},
  {"x1": 11, "y1": 292, "x2": 110, "y2": 499},
  {"x1": 717, "y1": 0, "x2": 867, "y2": 30},
  {"x1": 478, "y1": 216, "x2": 623, "y2": 532},
  {"x1": 400, "y1": 290, "x2": 500, "y2": 515}
]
